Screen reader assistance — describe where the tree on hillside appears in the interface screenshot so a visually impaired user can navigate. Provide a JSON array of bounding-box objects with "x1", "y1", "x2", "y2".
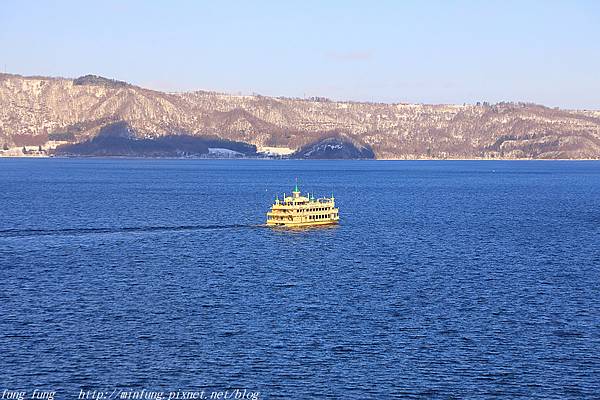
[{"x1": 2, "y1": 143, "x2": 8, "y2": 150}]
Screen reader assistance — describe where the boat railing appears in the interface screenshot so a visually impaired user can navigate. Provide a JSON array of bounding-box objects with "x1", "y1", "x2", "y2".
[{"x1": 277, "y1": 199, "x2": 333, "y2": 206}]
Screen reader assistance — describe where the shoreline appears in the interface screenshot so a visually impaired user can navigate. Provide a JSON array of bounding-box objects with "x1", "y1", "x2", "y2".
[{"x1": 1, "y1": 155, "x2": 599, "y2": 161}]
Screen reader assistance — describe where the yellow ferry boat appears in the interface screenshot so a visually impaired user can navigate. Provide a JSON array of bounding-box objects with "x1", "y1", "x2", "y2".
[{"x1": 266, "y1": 183, "x2": 339, "y2": 227}]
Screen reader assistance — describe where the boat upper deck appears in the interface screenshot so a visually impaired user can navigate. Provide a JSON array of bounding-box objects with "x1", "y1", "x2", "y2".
[{"x1": 268, "y1": 184, "x2": 337, "y2": 214}]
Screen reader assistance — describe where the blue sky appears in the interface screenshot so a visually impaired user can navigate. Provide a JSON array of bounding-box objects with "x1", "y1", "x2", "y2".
[{"x1": 1, "y1": 0, "x2": 599, "y2": 108}]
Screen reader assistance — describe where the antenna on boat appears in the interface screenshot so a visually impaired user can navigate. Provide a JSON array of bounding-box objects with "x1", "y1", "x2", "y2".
[{"x1": 292, "y1": 178, "x2": 301, "y2": 199}]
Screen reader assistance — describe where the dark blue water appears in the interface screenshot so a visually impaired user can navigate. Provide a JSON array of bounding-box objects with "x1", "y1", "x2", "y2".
[{"x1": 1, "y1": 159, "x2": 599, "y2": 399}]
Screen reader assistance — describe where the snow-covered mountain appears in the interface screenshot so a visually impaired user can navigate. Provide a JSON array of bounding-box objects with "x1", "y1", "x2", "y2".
[{"x1": 1, "y1": 73, "x2": 599, "y2": 159}]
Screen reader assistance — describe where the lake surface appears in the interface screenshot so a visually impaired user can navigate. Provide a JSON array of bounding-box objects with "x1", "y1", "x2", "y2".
[{"x1": 1, "y1": 159, "x2": 599, "y2": 399}]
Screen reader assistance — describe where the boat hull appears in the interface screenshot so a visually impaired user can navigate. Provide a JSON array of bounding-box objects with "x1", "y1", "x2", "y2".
[{"x1": 266, "y1": 219, "x2": 339, "y2": 228}]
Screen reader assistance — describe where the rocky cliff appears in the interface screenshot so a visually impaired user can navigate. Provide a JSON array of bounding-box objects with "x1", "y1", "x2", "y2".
[{"x1": 1, "y1": 73, "x2": 600, "y2": 159}]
